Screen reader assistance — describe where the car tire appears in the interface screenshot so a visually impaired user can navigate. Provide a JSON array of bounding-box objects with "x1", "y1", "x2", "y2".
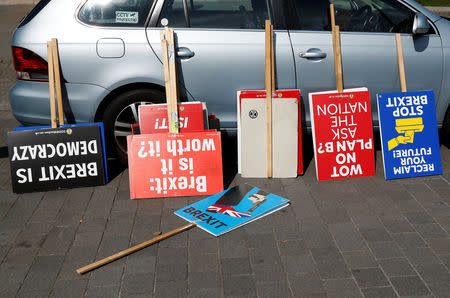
[{"x1": 102, "y1": 88, "x2": 165, "y2": 165}]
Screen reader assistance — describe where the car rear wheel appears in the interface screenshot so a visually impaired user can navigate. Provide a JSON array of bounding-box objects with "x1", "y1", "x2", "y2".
[{"x1": 102, "y1": 88, "x2": 165, "y2": 164}]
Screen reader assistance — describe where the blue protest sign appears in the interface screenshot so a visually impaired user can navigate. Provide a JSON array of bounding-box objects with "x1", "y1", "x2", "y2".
[
  {"x1": 377, "y1": 90, "x2": 442, "y2": 180},
  {"x1": 174, "y1": 184, "x2": 290, "y2": 236}
]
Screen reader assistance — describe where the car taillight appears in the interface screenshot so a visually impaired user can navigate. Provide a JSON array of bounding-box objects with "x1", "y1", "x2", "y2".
[{"x1": 12, "y1": 46, "x2": 48, "y2": 81}]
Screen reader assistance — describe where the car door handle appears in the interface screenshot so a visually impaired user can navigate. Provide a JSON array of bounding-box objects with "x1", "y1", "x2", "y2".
[
  {"x1": 177, "y1": 47, "x2": 195, "y2": 59},
  {"x1": 299, "y1": 51, "x2": 327, "y2": 59}
]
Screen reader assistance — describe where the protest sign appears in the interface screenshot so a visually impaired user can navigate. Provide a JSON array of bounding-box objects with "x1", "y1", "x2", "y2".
[
  {"x1": 139, "y1": 102, "x2": 206, "y2": 134},
  {"x1": 237, "y1": 90, "x2": 302, "y2": 177},
  {"x1": 174, "y1": 184, "x2": 290, "y2": 236},
  {"x1": 8, "y1": 124, "x2": 107, "y2": 193},
  {"x1": 127, "y1": 131, "x2": 223, "y2": 199},
  {"x1": 309, "y1": 90, "x2": 375, "y2": 181},
  {"x1": 377, "y1": 90, "x2": 442, "y2": 179}
]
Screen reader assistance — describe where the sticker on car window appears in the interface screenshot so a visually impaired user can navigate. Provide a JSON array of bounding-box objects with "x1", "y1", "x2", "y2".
[{"x1": 115, "y1": 11, "x2": 138, "y2": 24}]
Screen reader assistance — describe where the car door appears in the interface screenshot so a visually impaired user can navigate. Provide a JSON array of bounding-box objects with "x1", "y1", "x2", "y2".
[
  {"x1": 288, "y1": 0, "x2": 443, "y2": 127},
  {"x1": 146, "y1": 0, "x2": 296, "y2": 129}
]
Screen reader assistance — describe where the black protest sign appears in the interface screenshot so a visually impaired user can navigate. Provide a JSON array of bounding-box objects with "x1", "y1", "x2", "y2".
[{"x1": 8, "y1": 125, "x2": 106, "y2": 193}]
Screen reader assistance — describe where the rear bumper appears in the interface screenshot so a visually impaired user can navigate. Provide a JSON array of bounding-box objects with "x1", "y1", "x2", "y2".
[{"x1": 9, "y1": 80, "x2": 108, "y2": 125}]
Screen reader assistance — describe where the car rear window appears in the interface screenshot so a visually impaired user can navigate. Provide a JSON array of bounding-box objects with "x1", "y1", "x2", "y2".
[
  {"x1": 19, "y1": 0, "x2": 51, "y2": 28},
  {"x1": 79, "y1": 0, "x2": 155, "y2": 27}
]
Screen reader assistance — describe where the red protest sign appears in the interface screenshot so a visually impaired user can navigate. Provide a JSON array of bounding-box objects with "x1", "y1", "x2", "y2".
[
  {"x1": 309, "y1": 90, "x2": 375, "y2": 181},
  {"x1": 127, "y1": 131, "x2": 223, "y2": 199},
  {"x1": 139, "y1": 102, "x2": 205, "y2": 134}
]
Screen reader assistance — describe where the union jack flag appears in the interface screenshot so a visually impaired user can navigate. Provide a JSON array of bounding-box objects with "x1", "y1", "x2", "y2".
[{"x1": 206, "y1": 204, "x2": 251, "y2": 218}]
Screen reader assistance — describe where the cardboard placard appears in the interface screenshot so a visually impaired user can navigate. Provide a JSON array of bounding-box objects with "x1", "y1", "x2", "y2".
[
  {"x1": 237, "y1": 90, "x2": 302, "y2": 176},
  {"x1": 128, "y1": 131, "x2": 223, "y2": 199},
  {"x1": 8, "y1": 125, "x2": 107, "y2": 193},
  {"x1": 139, "y1": 102, "x2": 206, "y2": 134},
  {"x1": 174, "y1": 184, "x2": 290, "y2": 236},
  {"x1": 309, "y1": 90, "x2": 375, "y2": 181},
  {"x1": 377, "y1": 90, "x2": 442, "y2": 179}
]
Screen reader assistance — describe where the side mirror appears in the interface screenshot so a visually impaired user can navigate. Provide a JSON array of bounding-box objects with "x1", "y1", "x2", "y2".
[{"x1": 412, "y1": 12, "x2": 430, "y2": 34}]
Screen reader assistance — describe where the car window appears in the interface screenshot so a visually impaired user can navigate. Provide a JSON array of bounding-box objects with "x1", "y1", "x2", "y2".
[
  {"x1": 158, "y1": 0, "x2": 270, "y2": 29},
  {"x1": 79, "y1": 0, "x2": 154, "y2": 27},
  {"x1": 293, "y1": 0, "x2": 422, "y2": 33}
]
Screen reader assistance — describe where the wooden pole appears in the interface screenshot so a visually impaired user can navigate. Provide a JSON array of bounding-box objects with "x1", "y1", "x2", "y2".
[
  {"x1": 76, "y1": 223, "x2": 196, "y2": 274},
  {"x1": 265, "y1": 20, "x2": 273, "y2": 178},
  {"x1": 51, "y1": 39, "x2": 64, "y2": 125},
  {"x1": 334, "y1": 26, "x2": 344, "y2": 93},
  {"x1": 395, "y1": 33, "x2": 407, "y2": 92},
  {"x1": 160, "y1": 30, "x2": 172, "y2": 113},
  {"x1": 47, "y1": 41, "x2": 57, "y2": 128},
  {"x1": 165, "y1": 27, "x2": 179, "y2": 133},
  {"x1": 330, "y1": 4, "x2": 343, "y2": 93}
]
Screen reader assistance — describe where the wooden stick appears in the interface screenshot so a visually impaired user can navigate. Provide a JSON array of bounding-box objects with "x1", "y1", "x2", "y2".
[
  {"x1": 395, "y1": 33, "x2": 407, "y2": 92},
  {"x1": 160, "y1": 30, "x2": 172, "y2": 113},
  {"x1": 265, "y1": 20, "x2": 273, "y2": 178},
  {"x1": 51, "y1": 39, "x2": 64, "y2": 125},
  {"x1": 47, "y1": 41, "x2": 57, "y2": 128},
  {"x1": 76, "y1": 223, "x2": 196, "y2": 274},
  {"x1": 334, "y1": 26, "x2": 344, "y2": 93},
  {"x1": 270, "y1": 24, "x2": 275, "y2": 90},
  {"x1": 330, "y1": 4, "x2": 336, "y2": 29},
  {"x1": 165, "y1": 27, "x2": 179, "y2": 133}
]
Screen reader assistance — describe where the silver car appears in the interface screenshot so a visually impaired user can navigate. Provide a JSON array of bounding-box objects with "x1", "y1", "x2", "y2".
[{"x1": 10, "y1": 0, "x2": 450, "y2": 163}]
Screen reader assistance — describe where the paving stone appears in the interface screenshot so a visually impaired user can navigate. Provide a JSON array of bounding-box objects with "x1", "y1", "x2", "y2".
[
  {"x1": 222, "y1": 274, "x2": 256, "y2": 297},
  {"x1": 16, "y1": 289, "x2": 51, "y2": 298},
  {"x1": 273, "y1": 226, "x2": 301, "y2": 241},
  {"x1": 415, "y1": 263, "x2": 450, "y2": 284},
  {"x1": 391, "y1": 232, "x2": 428, "y2": 249},
  {"x1": 288, "y1": 272, "x2": 326, "y2": 297},
  {"x1": 89, "y1": 261, "x2": 124, "y2": 287},
  {"x1": 218, "y1": 239, "x2": 248, "y2": 259},
  {"x1": 188, "y1": 271, "x2": 220, "y2": 293},
  {"x1": 256, "y1": 281, "x2": 292, "y2": 298},
  {"x1": 121, "y1": 272, "x2": 154, "y2": 295},
  {"x1": 301, "y1": 221, "x2": 336, "y2": 250},
  {"x1": 0, "y1": 281, "x2": 21, "y2": 298},
  {"x1": 19, "y1": 255, "x2": 64, "y2": 292},
  {"x1": 352, "y1": 268, "x2": 389, "y2": 288},
  {"x1": 379, "y1": 216, "x2": 415, "y2": 233},
  {"x1": 39, "y1": 226, "x2": 77, "y2": 256},
  {"x1": 404, "y1": 211, "x2": 436, "y2": 224},
  {"x1": 310, "y1": 247, "x2": 351, "y2": 279},
  {"x1": 50, "y1": 279, "x2": 88, "y2": 298},
  {"x1": 188, "y1": 253, "x2": 218, "y2": 273},
  {"x1": 249, "y1": 246, "x2": 282, "y2": 271},
  {"x1": 378, "y1": 258, "x2": 416, "y2": 277},
  {"x1": 368, "y1": 241, "x2": 403, "y2": 260},
  {"x1": 124, "y1": 254, "x2": 156, "y2": 275},
  {"x1": 281, "y1": 254, "x2": 316, "y2": 276},
  {"x1": 220, "y1": 257, "x2": 252, "y2": 275},
  {"x1": 85, "y1": 285, "x2": 120, "y2": 298},
  {"x1": 324, "y1": 278, "x2": 362, "y2": 298},
  {"x1": 156, "y1": 262, "x2": 187, "y2": 282},
  {"x1": 158, "y1": 247, "x2": 187, "y2": 264},
  {"x1": 277, "y1": 239, "x2": 307, "y2": 256},
  {"x1": 426, "y1": 237, "x2": 450, "y2": 255},
  {"x1": 328, "y1": 222, "x2": 367, "y2": 252},
  {"x1": 415, "y1": 223, "x2": 448, "y2": 238},
  {"x1": 342, "y1": 251, "x2": 377, "y2": 269},
  {"x1": 402, "y1": 246, "x2": 442, "y2": 266},
  {"x1": 359, "y1": 227, "x2": 393, "y2": 243},
  {"x1": 188, "y1": 238, "x2": 217, "y2": 255},
  {"x1": 253, "y1": 265, "x2": 287, "y2": 283},
  {"x1": 247, "y1": 233, "x2": 276, "y2": 248},
  {"x1": 361, "y1": 287, "x2": 397, "y2": 298},
  {"x1": 390, "y1": 276, "x2": 431, "y2": 296},
  {"x1": 428, "y1": 281, "x2": 450, "y2": 298}
]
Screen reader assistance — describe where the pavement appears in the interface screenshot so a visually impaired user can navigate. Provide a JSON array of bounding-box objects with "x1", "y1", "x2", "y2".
[{"x1": 1, "y1": 4, "x2": 450, "y2": 298}]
